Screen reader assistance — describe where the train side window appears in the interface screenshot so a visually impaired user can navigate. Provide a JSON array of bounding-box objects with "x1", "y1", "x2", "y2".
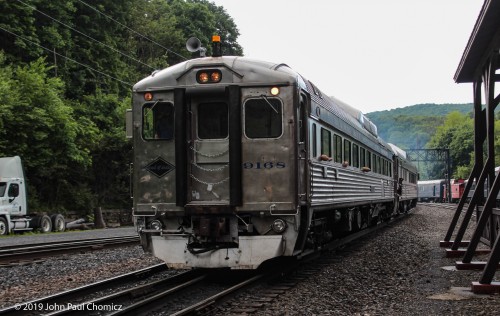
[
  {"x1": 334, "y1": 134, "x2": 342, "y2": 163},
  {"x1": 377, "y1": 156, "x2": 381, "y2": 174},
  {"x1": 198, "y1": 102, "x2": 228, "y2": 139},
  {"x1": 373, "y1": 155, "x2": 378, "y2": 174},
  {"x1": 360, "y1": 147, "x2": 366, "y2": 167},
  {"x1": 312, "y1": 123, "x2": 317, "y2": 158},
  {"x1": 343, "y1": 139, "x2": 351, "y2": 165},
  {"x1": 320, "y1": 128, "x2": 331, "y2": 157},
  {"x1": 142, "y1": 102, "x2": 174, "y2": 140},
  {"x1": 366, "y1": 151, "x2": 372, "y2": 169},
  {"x1": 245, "y1": 98, "x2": 282, "y2": 138},
  {"x1": 352, "y1": 144, "x2": 359, "y2": 168}
]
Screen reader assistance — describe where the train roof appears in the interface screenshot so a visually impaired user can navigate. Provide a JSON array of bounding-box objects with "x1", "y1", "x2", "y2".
[
  {"x1": 418, "y1": 179, "x2": 446, "y2": 185},
  {"x1": 133, "y1": 56, "x2": 298, "y2": 91}
]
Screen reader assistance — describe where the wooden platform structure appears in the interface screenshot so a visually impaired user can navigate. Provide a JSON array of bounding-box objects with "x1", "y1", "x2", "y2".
[{"x1": 444, "y1": 0, "x2": 500, "y2": 294}]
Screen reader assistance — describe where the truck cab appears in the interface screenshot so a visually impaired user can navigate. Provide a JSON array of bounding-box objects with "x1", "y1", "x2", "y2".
[{"x1": 0, "y1": 156, "x2": 28, "y2": 234}]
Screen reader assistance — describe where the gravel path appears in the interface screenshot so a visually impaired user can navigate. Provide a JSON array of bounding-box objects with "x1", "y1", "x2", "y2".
[{"x1": 1, "y1": 205, "x2": 499, "y2": 315}]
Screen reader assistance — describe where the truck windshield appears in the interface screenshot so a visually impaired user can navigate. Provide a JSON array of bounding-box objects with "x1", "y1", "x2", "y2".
[{"x1": 0, "y1": 182, "x2": 6, "y2": 197}]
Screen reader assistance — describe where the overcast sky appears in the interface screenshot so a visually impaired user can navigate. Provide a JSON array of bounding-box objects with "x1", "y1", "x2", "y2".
[{"x1": 211, "y1": 0, "x2": 484, "y2": 113}]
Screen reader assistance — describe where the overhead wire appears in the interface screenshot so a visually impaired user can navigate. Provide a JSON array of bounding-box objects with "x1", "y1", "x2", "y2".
[
  {"x1": 0, "y1": 25, "x2": 133, "y2": 87},
  {"x1": 15, "y1": 0, "x2": 156, "y2": 70},
  {"x1": 76, "y1": 0, "x2": 187, "y2": 61}
]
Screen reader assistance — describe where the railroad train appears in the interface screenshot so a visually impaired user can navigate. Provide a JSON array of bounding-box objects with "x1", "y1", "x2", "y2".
[
  {"x1": 419, "y1": 169, "x2": 500, "y2": 204},
  {"x1": 127, "y1": 37, "x2": 418, "y2": 269},
  {"x1": 417, "y1": 179, "x2": 447, "y2": 203}
]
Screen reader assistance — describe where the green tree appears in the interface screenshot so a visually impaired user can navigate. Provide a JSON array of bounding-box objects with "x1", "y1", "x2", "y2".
[
  {"x1": 427, "y1": 111, "x2": 474, "y2": 178},
  {"x1": 0, "y1": 55, "x2": 98, "y2": 211}
]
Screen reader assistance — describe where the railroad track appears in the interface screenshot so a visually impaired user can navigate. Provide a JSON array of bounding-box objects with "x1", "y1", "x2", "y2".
[
  {"x1": 0, "y1": 235, "x2": 140, "y2": 266},
  {"x1": 0, "y1": 263, "x2": 169, "y2": 316},
  {"x1": 1, "y1": 211, "x2": 415, "y2": 316},
  {"x1": 0, "y1": 262, "x2": 264, "y2": 316}
]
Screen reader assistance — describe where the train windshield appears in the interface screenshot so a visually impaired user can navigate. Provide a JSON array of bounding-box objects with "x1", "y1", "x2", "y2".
[
  {"x1": 244, "y1": 98, "x2": 283, "y2": 138},
  {"x1": 197, "y1": 102, "x2": 228, "y2": 139},
  {"x1": 0, "y1": 182, "x2": 6, "y2": 197},
  {"x1": 142, "y1": 102, "x2": 174, "y2": 140}
]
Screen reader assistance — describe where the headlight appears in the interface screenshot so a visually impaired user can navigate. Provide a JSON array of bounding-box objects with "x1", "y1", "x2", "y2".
[
  {"x1": 271, "y1": 219, "x2": 287, "y2": 234},
  {"x1": 149, "y1": 220, "x2": 163, "y2": 231}
]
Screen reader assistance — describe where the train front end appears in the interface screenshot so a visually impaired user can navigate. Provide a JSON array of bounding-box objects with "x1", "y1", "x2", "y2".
[{"x1": 129, "y1": 51, "x2": 302, "y2": 269}]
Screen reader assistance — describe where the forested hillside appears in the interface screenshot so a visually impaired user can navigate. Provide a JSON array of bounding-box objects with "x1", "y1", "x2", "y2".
[
  {"x1": 366, "y1": 103, "x2": 500, "y2": 180},
  {"x1": 366, "y1": 103, "x2": 473, "y2": 150},
  {"x1": 0, "y1": 0, "x2": 242, "y2": 214}
]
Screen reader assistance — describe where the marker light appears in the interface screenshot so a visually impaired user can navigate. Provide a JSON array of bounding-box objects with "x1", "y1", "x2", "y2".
[
  {"x1": 144, "y1": 92, "x2": 153, "y2": 101},
  {"x1": 270, "y1": 87, "x2": 280, "y2": 96}
]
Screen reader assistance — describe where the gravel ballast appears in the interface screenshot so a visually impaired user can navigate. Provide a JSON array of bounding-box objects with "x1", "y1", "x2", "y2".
[
  {"x1": 250, "y1": 204, "x2": 500, "y2": 315},
  {"x1": 1, "y1": 205, "x2": 500, "y2": 315}
]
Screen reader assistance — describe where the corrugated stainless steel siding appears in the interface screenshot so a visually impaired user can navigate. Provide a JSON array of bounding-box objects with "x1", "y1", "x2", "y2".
[{"x1": 310, "y1": 163, "x2": 393, "y2": 205}]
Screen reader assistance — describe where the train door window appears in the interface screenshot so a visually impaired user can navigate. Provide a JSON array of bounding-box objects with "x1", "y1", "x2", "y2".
[
  {"x1": 343, "y1": 139, "x2": 351, "y2": 165},
  {"x1": 142, "y1": 102, "x2": 174, "y2": 140},
  {"x1": 198, "y1": 102, "x2": 228, "y2": 139},
  {"x1": 312, "y1": 123, "x2": 317, "y2": 157},
  {"x1": 320, "y1": 128, "x2": 332, "y2": 157},
  {"x1": 334, "y1": 134, "x2": 342, "y2": 163},
  {"x1": 360, "y1": 147, "x2": 366, "y2": 167},
  {"x1": 298, "y1": 97, "x2": 306, "y2": 143},
  {"x1": 244, "y1": 98, "x2": 282, "y2": 138},
  {"x1": 352, "y1": 144, "x2": 359, "y2": 168}
]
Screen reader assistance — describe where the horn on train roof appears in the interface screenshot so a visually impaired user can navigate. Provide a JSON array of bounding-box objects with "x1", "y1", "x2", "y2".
[{"x1": 186, "y1": 37, "x2": 206, "y2": 57}]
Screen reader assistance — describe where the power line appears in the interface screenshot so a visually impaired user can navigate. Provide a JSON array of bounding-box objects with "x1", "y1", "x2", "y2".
[
  {"x1": 15, "y1": 0, "x2": 156, "y2": 70},
  {"x1": 0, "y1": 25, "x2": 133, "y2": 87},
  {"x1": 76, "y1": 0, "x2": 187, "y2": 61}
]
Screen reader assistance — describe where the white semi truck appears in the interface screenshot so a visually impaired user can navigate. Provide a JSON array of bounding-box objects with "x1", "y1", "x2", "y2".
[{"x1": 0, "y1": 156, "x2": 65, "y2": 235}]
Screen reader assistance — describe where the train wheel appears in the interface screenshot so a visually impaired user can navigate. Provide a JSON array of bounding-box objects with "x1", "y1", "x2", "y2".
[
  {"x1": 51, "y1": 214, "x2": 65, "y2": 232},
  {"x1": 0, "y1": 217, "x2": 8, "y2": 235},
  {"x1": 39, "y1": 215, "x2": 52, "y2": 233}
]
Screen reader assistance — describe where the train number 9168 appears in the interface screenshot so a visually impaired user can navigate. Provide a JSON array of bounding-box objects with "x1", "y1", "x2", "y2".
[{"x1": 242, "y1": 162, "x2": 286, "y2": 169}]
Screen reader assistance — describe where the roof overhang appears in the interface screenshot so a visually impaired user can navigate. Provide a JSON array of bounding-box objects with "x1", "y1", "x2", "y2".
[{"x1": 454, "y1": 0, "x2": 500, "y2": 83}]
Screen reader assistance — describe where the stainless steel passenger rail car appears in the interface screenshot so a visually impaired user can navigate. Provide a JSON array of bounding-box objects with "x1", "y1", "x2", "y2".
[{"x1": 127, "y1": 37, "x2": 418, "y2": 269}]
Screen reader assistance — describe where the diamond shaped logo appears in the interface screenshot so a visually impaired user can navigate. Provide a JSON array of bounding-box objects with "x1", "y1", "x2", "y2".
[{"x1": 145, "y1": 157, "x2": 175, "y2": 178}]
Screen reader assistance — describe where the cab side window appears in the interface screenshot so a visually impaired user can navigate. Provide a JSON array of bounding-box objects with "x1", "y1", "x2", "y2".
[{"x1": 142, "y1": 102, "x2": 175, "y2": 140}]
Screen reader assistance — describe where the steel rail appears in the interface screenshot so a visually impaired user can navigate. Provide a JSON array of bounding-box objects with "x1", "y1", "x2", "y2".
[
  {"x1": 0, "y1": 236, "x2": 140, "y2": 264},
  {"x1": 44, "y1": 270, "x2": 206, "y2": 316}
]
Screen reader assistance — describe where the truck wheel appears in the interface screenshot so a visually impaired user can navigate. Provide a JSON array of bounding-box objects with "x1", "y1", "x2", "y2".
[
  {"x1": 0, "y1": 217, "x2": 8, "y2": 235},
  {"x1": 51, "y1": 214, "x2": 65, "y2": 232},
  {"x1": 39, "y1": 215, "x2": 52, "y2": 233}
]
